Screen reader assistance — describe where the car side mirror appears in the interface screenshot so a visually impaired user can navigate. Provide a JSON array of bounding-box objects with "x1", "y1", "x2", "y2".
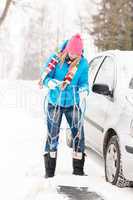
[{"x1": 92, "y1": 83, "x2": 113, "y2": 97}]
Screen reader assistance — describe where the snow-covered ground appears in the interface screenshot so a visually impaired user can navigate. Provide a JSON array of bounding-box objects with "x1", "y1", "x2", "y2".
[{"x1": 0, "y1": 80, "x2": 133, "y2": 200}]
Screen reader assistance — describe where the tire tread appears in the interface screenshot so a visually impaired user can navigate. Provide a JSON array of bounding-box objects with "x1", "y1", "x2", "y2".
[{"x1": 105, "y1": 135, "x2": 131, "y2": 188}]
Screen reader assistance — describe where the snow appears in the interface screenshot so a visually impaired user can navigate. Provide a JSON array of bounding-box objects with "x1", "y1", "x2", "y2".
[{"x1": 0, "y1": 80, "x2": 133, "y2": 200}]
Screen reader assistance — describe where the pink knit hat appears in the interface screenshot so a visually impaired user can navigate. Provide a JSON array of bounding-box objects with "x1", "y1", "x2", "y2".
[{"x1": 65, "y1": 34, "x2": 83, "y2": 57}]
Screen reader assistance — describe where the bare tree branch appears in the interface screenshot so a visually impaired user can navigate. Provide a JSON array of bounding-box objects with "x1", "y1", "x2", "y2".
[{"x1": 0, "y1": 0, "x2": 12, "y2": 27}]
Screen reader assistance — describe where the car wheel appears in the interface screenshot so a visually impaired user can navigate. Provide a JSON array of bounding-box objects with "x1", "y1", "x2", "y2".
[{"x1": 105, "y1": 135, "x2": 131, "y2": 187}]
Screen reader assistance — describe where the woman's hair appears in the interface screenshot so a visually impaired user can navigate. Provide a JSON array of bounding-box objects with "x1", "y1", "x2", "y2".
[{"x1": 58, "y1": 51, "x2": 80, "y2": 69}]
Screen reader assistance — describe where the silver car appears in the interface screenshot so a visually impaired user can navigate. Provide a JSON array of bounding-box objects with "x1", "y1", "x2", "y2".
[{"x1": 84, "y1": 50, "x2": 133, "y2": 187}]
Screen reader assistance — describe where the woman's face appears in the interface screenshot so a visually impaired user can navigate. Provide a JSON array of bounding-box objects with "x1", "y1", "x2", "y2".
[
  {"x1": 68, "y1": 52, "x2": 78, "y2": 61},
  {"x1": 65, "y1": 52, "x2": 79, "y2": 64}
]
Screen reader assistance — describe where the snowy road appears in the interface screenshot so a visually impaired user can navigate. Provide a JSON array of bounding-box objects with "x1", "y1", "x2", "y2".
[{"x1": 0, "y1": 80, "x2": 133, "y2": 200}]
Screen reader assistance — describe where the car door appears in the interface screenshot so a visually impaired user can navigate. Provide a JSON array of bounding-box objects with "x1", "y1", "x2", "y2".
[
  {"x1": 85, "y1": 56, "x2": 116, "y2": 154},
  {"x1": 85, "y1": 56, "x2": 106, "y2": 149}
]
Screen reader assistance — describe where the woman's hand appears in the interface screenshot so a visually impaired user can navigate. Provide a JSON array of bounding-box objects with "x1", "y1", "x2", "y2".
[
  {"x1": 48, "y1": 79, "x2": 63, "y2": 90},
  {"x1": 79, "y1": 90, "x2": 88, "y2": 107}
]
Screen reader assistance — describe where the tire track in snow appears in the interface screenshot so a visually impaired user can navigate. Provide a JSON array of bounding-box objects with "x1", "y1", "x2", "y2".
[{"x1": 57, "y1": 185, "x2": 104, "y2": 200}]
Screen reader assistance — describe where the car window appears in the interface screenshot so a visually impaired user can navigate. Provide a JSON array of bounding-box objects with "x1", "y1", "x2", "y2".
[
  {"x1": 89, "y1": 56, "x2": 105, "y2": 87},
  {"x1": 94, "y1": 56, "x2": 115, "y2": 90}
]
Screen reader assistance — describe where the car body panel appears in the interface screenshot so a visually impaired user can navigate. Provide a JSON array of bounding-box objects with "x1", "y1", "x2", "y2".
[{"x1": 85, "y1": 50, "x2": 133, "y2": 181}]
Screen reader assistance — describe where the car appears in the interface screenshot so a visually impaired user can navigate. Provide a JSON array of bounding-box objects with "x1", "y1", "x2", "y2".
[
  {"x1": 83, "y1": 50, "x2": 133, "y2": 187},
  {"x1": 66, "y1": 50, "x2": 133, "y2": 187}
]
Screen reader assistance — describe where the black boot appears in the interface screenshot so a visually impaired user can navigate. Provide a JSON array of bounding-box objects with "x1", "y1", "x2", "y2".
[
  {"x1": 72, "y1": 152, "x2": 85, "y2": 175},
  {"x1": 44, "y1": 152, "x2": 57, "y2": 178}
]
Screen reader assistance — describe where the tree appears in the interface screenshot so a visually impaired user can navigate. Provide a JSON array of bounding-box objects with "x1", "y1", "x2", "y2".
[
  {"x1": 90, "y1": 0, "x2": 133, "y2": 50},
  {"x1": 18, "y1": 2, "x2": 59, "y2": 80},
  {"x1": 0, "y1": 0, "x2": 12, "y2": 27}
]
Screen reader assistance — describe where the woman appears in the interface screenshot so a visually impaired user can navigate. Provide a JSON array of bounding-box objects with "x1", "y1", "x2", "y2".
[{"x1": 39, "y1": 34, "x2": 89, "y2": 178}]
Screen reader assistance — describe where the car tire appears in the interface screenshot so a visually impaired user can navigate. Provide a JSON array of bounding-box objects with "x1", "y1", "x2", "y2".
[{"x1": 105, "y1": 135, "x2": 132, "y2": 187}]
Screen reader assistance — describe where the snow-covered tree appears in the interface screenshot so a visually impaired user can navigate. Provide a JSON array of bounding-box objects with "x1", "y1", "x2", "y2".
[{"x1": 91, "y1": 0, "x2": 133, "y2": 50}]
